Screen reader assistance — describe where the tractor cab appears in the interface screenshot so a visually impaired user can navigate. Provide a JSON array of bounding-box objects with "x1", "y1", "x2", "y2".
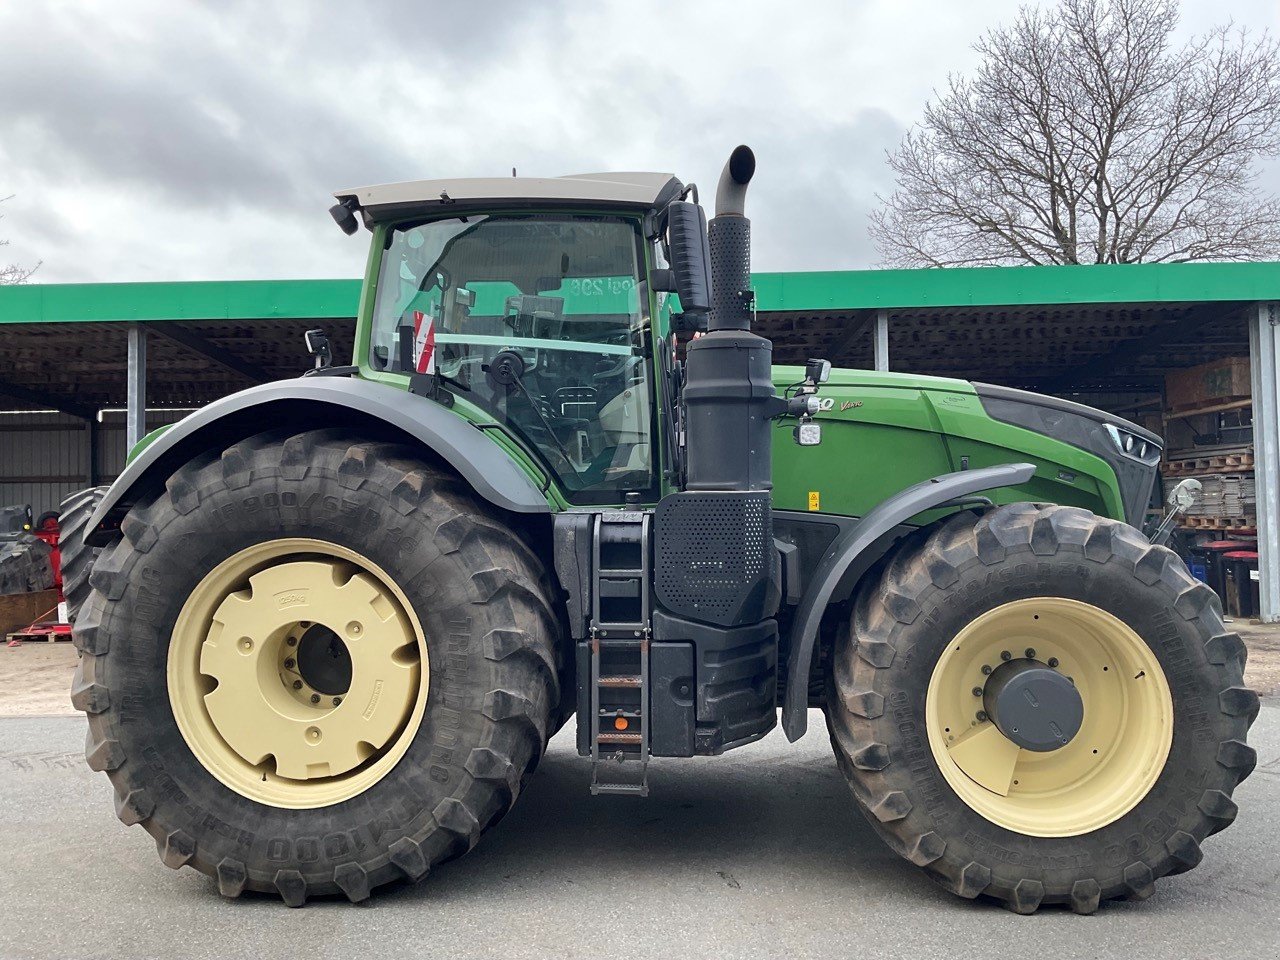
[{"x1": 332, "y1": 173, "x2": 691, "y2": 507}]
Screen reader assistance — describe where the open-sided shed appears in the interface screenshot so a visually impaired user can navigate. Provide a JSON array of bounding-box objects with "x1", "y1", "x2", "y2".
[{"x1": 0, "y1": 261, "x2": 1276, "y2": 620}]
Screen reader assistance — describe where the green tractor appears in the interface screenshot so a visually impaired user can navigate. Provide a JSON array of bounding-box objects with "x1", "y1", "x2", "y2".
[{"x1": 65, "y1": 146, "x2": 1257, "y2": 912}]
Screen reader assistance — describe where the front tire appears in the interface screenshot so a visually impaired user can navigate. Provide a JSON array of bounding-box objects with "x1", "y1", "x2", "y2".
[
  {"x1": 825, "y1": 503, "x2": 1258, "y2": 913},
  {"x1": 72, "y1": 430, "x2": 561, "y2": 904}
]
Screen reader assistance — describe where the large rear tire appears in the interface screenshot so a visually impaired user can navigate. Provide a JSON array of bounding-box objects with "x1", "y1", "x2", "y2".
[
  {"x1": 72, "y1": 430, "x2": 561, "y2": 905},
  {"x1": 58, "y1": 486, "x2": 107, "y2": 622},
  {"x1": 825, "y1": 503, "x2": 1258, "y2": 913}
]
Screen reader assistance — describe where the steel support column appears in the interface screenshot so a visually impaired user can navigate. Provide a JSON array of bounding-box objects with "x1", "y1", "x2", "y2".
[
  {"x1": 85, "y1": 418, "x2": 98, "y2": 488},
  {"x1": 874, "y1": 310, "x2": 889, "y2": 372},
  {"x1": 1250, "y1": 303, "x2": 1279, "y2": 622},
  {"x1": 127, "y1": 323, "x2": 147, "y2": 451}
]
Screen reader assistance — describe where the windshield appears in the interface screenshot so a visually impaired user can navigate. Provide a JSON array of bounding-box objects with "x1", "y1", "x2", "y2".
[{"x1": 370, "y1": 213, "x2": 656, "y2": 504}]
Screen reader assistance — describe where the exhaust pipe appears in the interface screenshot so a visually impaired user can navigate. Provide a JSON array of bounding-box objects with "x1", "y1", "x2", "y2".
[
  {"x1": 708, "y1": 145, "x2": 756, "y2": 333},
  {"x1": 714, "y1": 145, "x2": 757, "y2": 217}
]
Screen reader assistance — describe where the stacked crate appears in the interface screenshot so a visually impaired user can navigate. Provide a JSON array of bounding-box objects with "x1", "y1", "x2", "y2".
[{"x1": 1161, "y1": 357, "x2": 1255, "y2": 532}]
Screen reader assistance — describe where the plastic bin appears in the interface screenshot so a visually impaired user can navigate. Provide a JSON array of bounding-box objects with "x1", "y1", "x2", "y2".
[
  {"x1": 1193, "y1": 540, "x2": 1254, "y2": 609},
  {"x1": 1222, "y1": 550, "x2": 1259, "y2": 619}
]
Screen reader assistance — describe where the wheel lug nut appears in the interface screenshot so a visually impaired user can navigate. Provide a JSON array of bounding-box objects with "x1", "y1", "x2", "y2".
[
  {"x1": 1000, "y1": 650, "x2": 1012, "y2": 661},
  {"x1": 981, "y1": 664, "x2": 993, "y2": 675},
  {"x1": 286, "y1": 636, "x2": 297, "y2": 647},
  {"x1": 292, "y1": 680, "x2": 303, "y2": 690},
  {"x1": 310, "y1": 694, "x2": 321, "y2": 704},
  {"x1": 976, "y1": 710, "x2": 988, "y2": 722},
  {"x1": 332, "y1": 697, "x2": 342, "y2": 706},
  {"x1": 284, "y1": 658, "x2": 295, "y2": 669},
  {"x1": 1048, "y1": 657, "x2": 1059, "y2": 668},
  {"x1": 971, "y1": 687, "x2": 983, "y2": 697},
  {"x1": 1025, "y1": 647, "x2": 1036, "y2": 659}
]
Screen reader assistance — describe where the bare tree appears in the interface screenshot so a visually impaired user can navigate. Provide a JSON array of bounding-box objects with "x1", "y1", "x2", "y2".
[
  {"x1": 1, "y1": 195, "x2": 38, "y2": 284},
  {"x1": 871, "y1": 0, "x2": 1280, "y2": 266}
]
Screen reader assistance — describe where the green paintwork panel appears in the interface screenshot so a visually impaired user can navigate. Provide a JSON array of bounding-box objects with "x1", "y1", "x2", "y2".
[
  {"x1": 768, "y1": 367, "x2": 1123, "y2": 521},
  {"x1": 126, "y1": 423, "x2": 175, "y2": 465}
]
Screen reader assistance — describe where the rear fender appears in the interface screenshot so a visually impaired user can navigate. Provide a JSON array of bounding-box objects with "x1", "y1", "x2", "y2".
[
  {"x1": 84, "y1": 377, "x2": 551, "y2": 545},
  {"x1": 780, "y1": 462, "x2": 1036, "y2": 741}
]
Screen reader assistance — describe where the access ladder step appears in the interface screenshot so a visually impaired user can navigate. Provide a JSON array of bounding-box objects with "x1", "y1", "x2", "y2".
[
  {"x1": 587, "y1": 510, "x2": 652, "y2": 797},
  {"x1": 597, "y1": 675, "x2": 642, "y2": 688},
  {"x1": 591, "y1": 780, "x2": 649, "y2": 797},
  {"x1": 596, "y1": 732, "x2": 643, "y2": 745}
]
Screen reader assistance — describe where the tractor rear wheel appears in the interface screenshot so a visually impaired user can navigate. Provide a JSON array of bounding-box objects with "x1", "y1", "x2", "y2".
[
  {"x1": 72, "y1": 430, "x2": 561, "y2": 905},
  {"x1": 825, "y1": 503, "x2": 1258, "y2": 913},
  {"x1": 58, "y1": 486, "x2": 107, "y2": 622}
]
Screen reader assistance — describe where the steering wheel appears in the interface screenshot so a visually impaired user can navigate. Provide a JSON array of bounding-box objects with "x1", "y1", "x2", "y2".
[{"x1": 592, "y1": 354, "x2": 643, "y2": 383}]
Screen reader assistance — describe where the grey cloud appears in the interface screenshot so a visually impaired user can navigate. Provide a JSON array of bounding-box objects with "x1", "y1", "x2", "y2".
[{"x1": 2, "y1": 0, "x2": 1276, "y2": 283}]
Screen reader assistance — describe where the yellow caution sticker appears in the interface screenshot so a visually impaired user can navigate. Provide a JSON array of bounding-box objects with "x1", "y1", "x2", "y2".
[{"x1": 808, "y1": 491, "x2": 821, "y2": 512}]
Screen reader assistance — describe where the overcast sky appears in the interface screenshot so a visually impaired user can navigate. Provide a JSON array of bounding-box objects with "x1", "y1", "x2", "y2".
[{"x1": 2, "y1": 0, "x2": 1278, "y2": 284}]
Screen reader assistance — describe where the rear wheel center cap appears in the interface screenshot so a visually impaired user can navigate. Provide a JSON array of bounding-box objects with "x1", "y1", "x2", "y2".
[{"x1": 983, "y1": 658, "x2": 1083, "y2": 752}]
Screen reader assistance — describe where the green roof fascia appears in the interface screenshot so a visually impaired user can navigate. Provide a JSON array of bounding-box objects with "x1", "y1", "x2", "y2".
[
  {"x1": 751, "y1": 261, "x2": 1280, "y2": 312},
  {"x1": 0, "y1": 279, "x2": 362, "y2": 325},
  {"x1": 2, "y1": 261, "x2": 1280, "y2": 326}
]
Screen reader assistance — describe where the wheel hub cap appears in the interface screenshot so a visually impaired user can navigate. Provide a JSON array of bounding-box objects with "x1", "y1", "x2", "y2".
[
  {"x1": 924, "y1": 597, "x2": 1173, "y2": 837},
  {"x1": 983, "y1": 658, "x2": 1083, "y2": 752},
  {"x1": 199, "y1": 559, "x2": 418, "y2": 780},
  {"x1": 169, "y1": 539, "x2": 429, "y2": 808}
]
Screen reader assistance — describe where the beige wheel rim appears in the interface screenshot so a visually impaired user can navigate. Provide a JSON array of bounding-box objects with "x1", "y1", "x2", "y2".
[
  {"x1": 925, "y1": 597, "x2": 1173, "y2": 837},
  {"x1": 168, "y1": 539, "x2": 429, "y2": 808}
]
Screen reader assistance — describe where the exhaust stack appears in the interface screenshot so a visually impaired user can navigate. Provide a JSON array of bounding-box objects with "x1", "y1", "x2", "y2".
[
  {"x1": 655, "y1": 143, "x2": 780, "y2": 672},
  {"x1": 681, "y1": 145, "x2": 775, "y2": 494}
]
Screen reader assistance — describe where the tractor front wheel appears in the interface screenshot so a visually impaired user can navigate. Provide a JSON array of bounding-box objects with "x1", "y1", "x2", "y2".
[
  {"x1": 825, "y1": 503, "x2": 1258, "y2": 913},
  {"x1": 72, "y1": 430, "x2": 561, "y2": 904}
]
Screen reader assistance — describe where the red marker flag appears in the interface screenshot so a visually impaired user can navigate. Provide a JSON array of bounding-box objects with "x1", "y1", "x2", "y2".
[{"x1": 412, "y1": 310, "x2": 436, "y2": 374}]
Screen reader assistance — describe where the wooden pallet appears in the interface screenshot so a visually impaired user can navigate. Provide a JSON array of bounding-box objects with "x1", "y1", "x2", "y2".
[
  {"x1": 5, "y1": 622, "x2": 72, "y2": 643},
  {"x1": 0, "y1": 589, "x2": 60, "y2": 639},
  {"x1": 1162, "y1": 454, "x2": 1254, "y2": 475},
  {"x1": 1181, "y1": 516, "x2": 1257, "y2": 530}
]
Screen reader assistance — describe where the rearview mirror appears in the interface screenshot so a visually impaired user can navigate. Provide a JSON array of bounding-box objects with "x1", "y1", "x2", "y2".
[{"x1": 665, "y1": 200, "x2": 712, "y2": 322}]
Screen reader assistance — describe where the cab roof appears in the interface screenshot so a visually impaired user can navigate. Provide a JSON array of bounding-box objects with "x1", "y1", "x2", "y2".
[{"x1": 334, "y1": 171, "x2": 682, "y2": 223}]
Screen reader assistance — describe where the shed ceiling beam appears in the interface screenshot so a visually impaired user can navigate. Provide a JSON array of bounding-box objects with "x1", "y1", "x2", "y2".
[
  {"x1": 1037, "y1": 303, "x2": 1231, "y2": 393},
  {"x1": 822, "y1": 312, "x2": 875, "y2": 366},
  {"x1": 0, "y1": 378, "x2": 95, "y2": 420},
  {"x1": 148, "y1": 322, "x2": 273, "y2": 384}
]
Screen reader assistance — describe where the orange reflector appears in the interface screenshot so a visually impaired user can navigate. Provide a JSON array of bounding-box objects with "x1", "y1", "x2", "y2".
[{"x1": 613, "y1": 716, "x2": 629, "y2": 730}]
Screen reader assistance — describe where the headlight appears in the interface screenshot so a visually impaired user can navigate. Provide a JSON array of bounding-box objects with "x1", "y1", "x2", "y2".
[
  {"x1": 794, "y1": 421, "x2": 823, "y2": 447},
  {"x1": 1105, "y1": 424, "x2": 1161, "y2": 464}
]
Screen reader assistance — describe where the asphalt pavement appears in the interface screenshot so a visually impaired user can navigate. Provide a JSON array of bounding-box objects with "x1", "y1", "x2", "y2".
[{"x1": 1, "y1": 706, "x2": 1276, "y2": 960}]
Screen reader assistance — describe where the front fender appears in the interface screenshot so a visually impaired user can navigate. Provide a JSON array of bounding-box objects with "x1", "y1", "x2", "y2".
[
  {"x1": 780, "y1": 462, "x2": 1036, "y2": 741},
  {"x1": 85, "y1": 377, "x2": 550, "y2": 545}
]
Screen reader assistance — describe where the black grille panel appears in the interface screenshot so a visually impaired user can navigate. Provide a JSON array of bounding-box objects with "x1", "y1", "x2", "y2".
[{"x1": 654, "y1": 491, "x2": 774, "y2": 626}]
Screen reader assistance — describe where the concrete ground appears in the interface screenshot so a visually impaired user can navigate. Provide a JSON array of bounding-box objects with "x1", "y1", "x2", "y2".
[{"x1": 0, "y1": 647, "x2": 1277, "y2": 959}]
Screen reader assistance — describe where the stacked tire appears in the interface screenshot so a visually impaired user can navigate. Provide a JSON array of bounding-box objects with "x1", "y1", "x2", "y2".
[
  {"x1": 0, "y1": 533, "x2": 55, "y2": 596},
  {"x1": 57, "y1": 487, "x2": 108, "y2": 622}
]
